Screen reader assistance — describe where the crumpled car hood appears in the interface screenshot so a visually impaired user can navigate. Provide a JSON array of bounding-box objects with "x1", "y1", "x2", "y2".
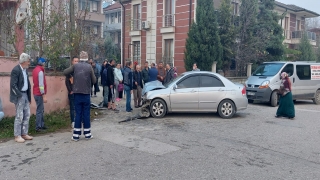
[{"x1": 142, "y1": 80, "x2": 166, "y2": 95}]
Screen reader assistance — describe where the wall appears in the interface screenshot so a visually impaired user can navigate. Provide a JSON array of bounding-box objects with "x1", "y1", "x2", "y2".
[{"x1": 0, "y1": 57, "x2": 69, "y2": 117}]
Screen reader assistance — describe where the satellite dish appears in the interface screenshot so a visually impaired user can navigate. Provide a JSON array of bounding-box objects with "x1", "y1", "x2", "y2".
[{"x1": 16, "y1": 1, "x2": 28, "y2": 25}]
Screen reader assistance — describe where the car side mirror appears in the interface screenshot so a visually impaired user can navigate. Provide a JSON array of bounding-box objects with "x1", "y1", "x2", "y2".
[{"x1": 173, "y1": 84, "x2": 177, "y2": 90}]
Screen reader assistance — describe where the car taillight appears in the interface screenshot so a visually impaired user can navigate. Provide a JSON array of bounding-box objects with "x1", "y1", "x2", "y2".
[{"x1": 241, "y1": 86, "x2": 246, "y2": 96}]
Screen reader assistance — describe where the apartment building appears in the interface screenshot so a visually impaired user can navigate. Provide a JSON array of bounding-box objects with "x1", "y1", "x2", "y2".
[
  {"x1": 77, "y1": 0, "x2": 105, "y2": 38},
  {"x1": 104, "y1": 2, "x2": 122, "y2": 47},
  {"x1": 119, "y1": 0, "x2": 319, "y2": 73},
  {"x1": 275, "y1": 1, "x2": 319, "y2": 49}
]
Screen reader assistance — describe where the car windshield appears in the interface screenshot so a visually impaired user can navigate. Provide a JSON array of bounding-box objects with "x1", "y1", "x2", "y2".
[
  {"x1": 252, "y1": 63, "x2": 285, "y2": 76},
  {"x1": 163, "y1": 74, "x2": 184, "y2": 88}
]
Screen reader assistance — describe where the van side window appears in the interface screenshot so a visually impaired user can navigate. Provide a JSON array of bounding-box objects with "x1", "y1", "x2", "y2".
[
  {"x1": 296, "y1": 65, "x2": 311, "y2": 80},
  {"x1": 281, "y1": 64, "x2": 294, "y2": 77}
]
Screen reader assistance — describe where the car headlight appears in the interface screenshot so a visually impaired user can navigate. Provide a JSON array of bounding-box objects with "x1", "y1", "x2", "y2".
[{"x1": 259, "y1": 80, "x2": 270, "y2": 89}]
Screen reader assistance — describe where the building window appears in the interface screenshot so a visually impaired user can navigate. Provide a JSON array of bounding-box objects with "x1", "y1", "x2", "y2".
[
  {"x1": 117, "y1": 32, "x2": 121, "y2": 45},
  {"x1": 164, "y1": 39, "x2": 174, "y2": 65},
  {"x1": 111, "y1": 13, "x2": 115, "y2": 24},
  {"x1": 80, "y1": 0, "x2": 88, "y2": 11},
  {"x1": 297, "y1": 65, "x2": 311, "y2": 80},
  {"x1": 92, "y1": 1, "x2": 98, "y2": 12},
  {"x1": 133, "y1": 41, "x2": 140, "y2": 64},
  {"x1": 118, "y1": 11, "x2": 121, "y2": 23},
  {"x1": 132, "y1": 4, "x2": 141, "y2": 30},
  {"x1": 231, "y1": 2, "x2": 239, "y2": 15},
  {"x1": 106, "y1": 14, "x2": 109, "y2": 24},
  {"x1": 93, "y1": 25, "x2": 98, "y2": 34},
  {"x1": 164, "y1": 0, "x2": 175, "y2": 27},
  {"x1": 296, "y1": 20, "x2": 301, "y2": 31}
]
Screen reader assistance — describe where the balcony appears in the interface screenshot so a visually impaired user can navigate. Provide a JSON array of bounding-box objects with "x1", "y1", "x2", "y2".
[
  {"x1": 130, "y1": 19, "x2": 141, "y2": 36},
  {"x1": 161, "y1": 14, "x2": 175, "y2": 34},
  {"x1": 284, "y1": 30, "x2": 317, "y2": 46}
]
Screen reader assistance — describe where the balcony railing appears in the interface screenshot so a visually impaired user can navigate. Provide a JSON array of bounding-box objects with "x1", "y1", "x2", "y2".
[
  {"x1": 131, "y1": 19, "x2": 141, "y2": 31},
  {"x1": 163, "y1": 14, "x2": 175, "y2": 27},
  {"x1": 284, "y1": 30, "x2": 316, "y2": 41}
]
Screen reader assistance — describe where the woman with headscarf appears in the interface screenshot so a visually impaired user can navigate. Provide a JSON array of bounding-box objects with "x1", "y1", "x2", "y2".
[{"x1": 275, "y1": 72, "x2": 295, "y2": 119}]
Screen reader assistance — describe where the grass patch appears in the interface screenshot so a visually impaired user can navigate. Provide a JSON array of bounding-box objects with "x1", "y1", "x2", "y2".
[{"x1": 0, "y1": 109, "x2": 99, "y2": 141}]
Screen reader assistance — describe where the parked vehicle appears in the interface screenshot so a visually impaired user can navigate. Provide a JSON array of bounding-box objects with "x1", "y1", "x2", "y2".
[
  {"x1": 141, "y1": 71, "x2": 248, "y2": 119},
  {"x1": 246, "y1": 61, "x2": 320, "y2": 106}
]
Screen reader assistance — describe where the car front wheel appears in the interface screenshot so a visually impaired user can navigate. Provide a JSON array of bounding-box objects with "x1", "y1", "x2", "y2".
[
  {"x1": 150, "y1": 99, "x2": 167, "y2": 118},
  {"x1": 218, "y1": 100, "x2": 236, "y2": 119}
]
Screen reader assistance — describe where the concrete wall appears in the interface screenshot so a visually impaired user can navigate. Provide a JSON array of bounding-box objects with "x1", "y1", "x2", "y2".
[{"x1": 0, "y1": 57, "x2": 69, "y2": 117}]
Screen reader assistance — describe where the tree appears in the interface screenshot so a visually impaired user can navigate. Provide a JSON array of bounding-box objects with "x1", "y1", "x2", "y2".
[
  {"x1": 0, "y1": 0, "x2": 24, "y2": 56},
  {"x1": 298, "y1": 32, "x2": 316, "y2": 61},
  {"x1": 103, "y1": 35, "x2": 121, "y2": 62},
  {"x1": 235, "y1": 0, "x2": 259, "y2": 76},
  {"x1": 184, "y1": 0, "x2": 222, "y2": 71},
  {"x1": 255, "y1": 0, "x2": 285, "y2": 62},
  {"x1": 218, "y1": 0, "x2": 235, "y2": 76}
]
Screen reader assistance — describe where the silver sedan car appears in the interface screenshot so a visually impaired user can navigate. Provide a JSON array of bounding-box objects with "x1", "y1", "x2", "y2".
[{"x1": 141, "y1": 71, "x2": 248, "y2": 119}]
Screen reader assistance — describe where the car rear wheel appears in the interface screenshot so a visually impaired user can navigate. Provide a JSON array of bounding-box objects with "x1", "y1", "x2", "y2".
[
  {"x1": 150, "y1": 99, "x2": 167, "y2": 118},
  {"x1": 218, "y1": 100, "x2": 236, "y2": 119},
  {"x1": 313, "y1": 89, "x2": 320, "y2": 105},
  {"x1": 270, "y1": 91, "x2": 278, "y2": 107}
]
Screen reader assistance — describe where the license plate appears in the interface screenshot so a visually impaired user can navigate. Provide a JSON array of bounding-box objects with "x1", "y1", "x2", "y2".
[{"x1": 247, "y1": 92, "x2": 255, "y2": 96}]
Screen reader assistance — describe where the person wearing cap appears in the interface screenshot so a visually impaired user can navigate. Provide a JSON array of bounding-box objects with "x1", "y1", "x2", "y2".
[
  {"x1": 64, "y1": 51, "x2": 96, "y2": 141},
  {"x1": 10, "y1": 53, "x2": 33, "y2": 143},
  {"x1": 32, "y1": 57, "x2": 48, "y2": 132}
]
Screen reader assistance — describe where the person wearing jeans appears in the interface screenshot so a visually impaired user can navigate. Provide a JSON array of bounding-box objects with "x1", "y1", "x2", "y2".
[
  {"x1": 32, "y1": 57, "x2": 48, "y2": 132},
  {"x1": 65, "y1": 57, "x2": 79, "y2": 128},
  {"x1": 123, "y1": 61, "x2": 133, "y2": 112},
  {"x1": 64, "y1": 51, "x2": 96, "y2": 141}
]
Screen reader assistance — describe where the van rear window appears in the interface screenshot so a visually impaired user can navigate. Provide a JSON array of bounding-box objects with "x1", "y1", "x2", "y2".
[{"x1": 252, "y1": 63, "x2": 284, "y2": 76}]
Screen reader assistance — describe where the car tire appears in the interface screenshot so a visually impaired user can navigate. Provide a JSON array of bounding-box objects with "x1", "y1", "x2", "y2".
[
  {"x1": 150, "y1": 99, "x2": 167, "y2": 118},
  {"x1": 313, "y1": 89, "x2": 320, "y2": 105},
  {"x1": 218, "y1": 100, "x2": 236, "y2": 119},
  {"x1": 270, "y1": 91, "x2": 278, "y2": 107},
  {"x1": 248, "y1": 99, "x2": 254, "y2": 103}
]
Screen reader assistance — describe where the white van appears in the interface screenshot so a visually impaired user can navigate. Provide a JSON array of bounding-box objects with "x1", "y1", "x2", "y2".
[{"x1": 246, "y1": 62, "x2": 320, "y2": 106}]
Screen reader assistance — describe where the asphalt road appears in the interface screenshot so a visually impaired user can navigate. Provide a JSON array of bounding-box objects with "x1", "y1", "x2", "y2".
[{"x1": 0, "y1": 100, "x2": 320, "y2": 180}]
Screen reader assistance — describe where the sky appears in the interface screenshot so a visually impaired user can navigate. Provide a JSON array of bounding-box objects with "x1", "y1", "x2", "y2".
[{"x1": 277, "y1": 0, "x2": 320, "y2": 14}]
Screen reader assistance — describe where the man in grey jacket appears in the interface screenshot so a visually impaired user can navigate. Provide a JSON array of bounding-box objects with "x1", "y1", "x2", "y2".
[
  {"x1": 10, "y1": 53, "x2": 33, "y2": 143},
  {"x1": 64, "y1": 51, "x2": 96, "y2": 141}
]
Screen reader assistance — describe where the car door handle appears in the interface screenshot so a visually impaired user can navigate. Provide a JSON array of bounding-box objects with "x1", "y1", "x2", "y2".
[
  {"x1": 219, "y1": 88, "x2": 224, "y2": 91},
  {"x1": 190, "y1": 89, "x2": 196, "y2": 93}
]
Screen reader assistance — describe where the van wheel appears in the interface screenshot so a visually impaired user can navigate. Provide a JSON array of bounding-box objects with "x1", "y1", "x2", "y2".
[
  {"x1": 218, "y1": 100, "x2": 236, "y2": 119},
  {"x1": 150, "y1": 99, "x2": 167, "y2": 118},
  {"x1": 270, "y1": 91, "x2": 278, "y2": 107},
  {"x1": 313, "y1": 90, "x2": 320, "y2": 105}
]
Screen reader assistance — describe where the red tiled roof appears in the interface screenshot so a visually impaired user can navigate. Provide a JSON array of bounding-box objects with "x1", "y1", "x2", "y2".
[{"x1": 103, "y1": 2, "x2": 121, "y2": 11}]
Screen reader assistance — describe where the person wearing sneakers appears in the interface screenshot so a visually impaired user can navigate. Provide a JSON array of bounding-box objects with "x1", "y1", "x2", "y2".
[
  {"x1": 10, "y1": 53, "x2": 33, "y2": 143},
  {"x1": 64, "y1": 51, "x2": 96, "y2": 141},
  {"x1": 114, "y1": 63, "x2": 123, "y2": 102},
  {"x1": 65, "y1": 56, "x2": 79, "y2": 128},
  {"x1": 32, "y1": 57, "x2": 48, "y2": 132}
]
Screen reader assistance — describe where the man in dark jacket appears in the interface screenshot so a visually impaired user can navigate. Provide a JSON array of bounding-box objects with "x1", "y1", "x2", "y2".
[
  {"x1": 141, "y1": 61, "x2": 149, "y2": 84},
  {"x1": 10, "y1": 53, "x2": 33, "y2": 143},
  {"x1": 64, "y1": 51, "x2": 96, "y2": 141},
  {"x1": 65, "y1": 56, "x2": 79, "y2": 128},
  {"x1": 164, "y1": 63, "x2": 175, "y2": 84},
  {"x1": 101, "y1": 66, "x2": 109, "y2": 107},
  {"x1": 123, "y1": 61, "x2": 133, "y2": 112},
  {"x1": 148, "y1": 63, "x2": 158, "y2": 82},
  {"x1": 133, "y1": 65, "x2": 144, "y2": 108},
  {"x1": 107, "y1": 59, "x2": 118, "y2": 111}
]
